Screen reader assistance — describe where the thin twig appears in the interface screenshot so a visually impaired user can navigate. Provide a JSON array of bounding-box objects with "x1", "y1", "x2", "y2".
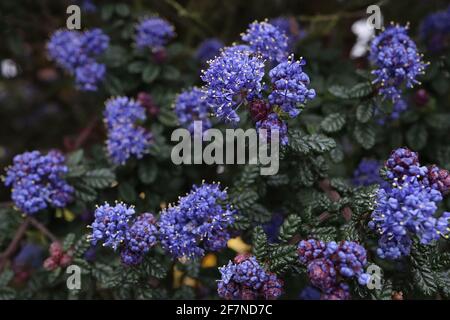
[
  {"x1": 0, "y1": 217, "x2": 31, "y2": 272},
  {"x1": 29, "y1": 217, "x2": 58, "y2": 242}
]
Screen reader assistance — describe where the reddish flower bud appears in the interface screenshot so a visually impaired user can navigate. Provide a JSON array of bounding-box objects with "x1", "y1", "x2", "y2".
[{"x1": 43, "y1": 257, "x2": 58, "y2": 271}]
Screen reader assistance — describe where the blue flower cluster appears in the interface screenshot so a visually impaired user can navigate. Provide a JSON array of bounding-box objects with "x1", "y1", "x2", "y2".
[
  {"x1": 90, "y1": 202, "x2": 135, "y2": 250},
  {"x1": 159, "y1": 182, "x2": 236, "y2": 259},
  {"x1": 200, "y1": 20, "x2": 316, "y2": 146},
  {"x1": 120, "y1": 213, "x2": 158, "y2": 265},
  {"x1": 135, "y1": 17, "x2": 175, "y2": 51},
  {"x1": 376, "y1": 99, "x2": 409, "y2": 125},
  {"x1": 256, "y1": 113, "x2": 289, "y2": 146},
  {"x1": 90, "y1": 203, "x2": 158, "y2": 265},
  {"x1": 420, "y1": 6, "x2": 450, "y2": 52},
  {"x1": 369, "y1": 24, "x2": 428, "y2": 102},
  {"x1": 217, "y1": 253, "x2": 283, "y2": 300},
  {"x1": 269, "y1": 17, "x2": 305, "y2": 49},
  {"x1": 297, "y1": 239, "x2": 370, "y2": 300},
  {"x1": 103, "y1": 96, "x2": 152, "y2": 165},
  {"x1": 268, "y1": 56, "x2": 316, "y2": 118},
  {"x1": 195, "y1": 38, "x2": 224, "y2": 63},
  {"x1": 428, "y1": 165, "x2": 450, "y2": 196},
  {"x1": 384, "y1": 147, "x2": 450, "y2": 195},
  {"x1": 4, "y1": 150, "x2": 74, "y2": 215},
  {"x1": 174, "y1": 87, "x2": 211, "y2": 133},
  {"x1": 201, "y1": 46, "x2": 265, "y2": 123},
  {"x1": 47, "y1": 28, "x2": 109, "y2": 91},
  {"x1": 352, "y1": 158, "x2": 387, "y2": 188},
  {"x1": 385, "y1": 147, "x2": 427, "y2": 182},
  {"x1": 263, "y1": 212, "x2": 284, "y2": 243},
  {"x1": 369, "y1": 176, "x2": 450, "y2": 260},
  {"x1": 299, "y1": 286, "x2": 321, "y2": 300},
  {"x1": 368, "y1": 148, "x2": 450, "y2": 259},
  {"x1": 241, "y1": 20, "x2": 289, "y2": 63}
]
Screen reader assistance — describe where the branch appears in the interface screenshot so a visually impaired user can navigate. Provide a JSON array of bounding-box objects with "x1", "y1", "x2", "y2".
[
  {"x1": 29, "y1": 217, "x2": 58, "y2": 242},
  {"x1": 64, "y1": 117, "x2": 98, "y2": 152},
  {"x1": 0, "y1": 217, "x2": 31, "y2": 272}
]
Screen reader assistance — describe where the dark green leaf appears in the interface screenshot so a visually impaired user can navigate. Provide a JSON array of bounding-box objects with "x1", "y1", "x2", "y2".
[
  {"x1": 142, "y1": 65, "x2": 160, "y2": 83},
  {"x1": 321, "y1": 113, "x2": 346, "y2": 133},
  {"x1": 84, "y1": 168, "x2": 116, "y2": 189},
  {"x1": 406, "y1": 124, "x2": 427, "y2": 151},
  {"x1": 252, "y1": 226, "x2": 268, "y2": 262},
  {"x1": 356, "y1": 103, "x2": 374, "y2": 123},
  {"x1": 278, "y1": 214, "x2": 302, "y2": 243},
  {"x1": 354, "y1": 123, "x2": 376, "y2": 149},
  {"x1": 138, "y1": 161, "x2": 157, "y2": 184}
]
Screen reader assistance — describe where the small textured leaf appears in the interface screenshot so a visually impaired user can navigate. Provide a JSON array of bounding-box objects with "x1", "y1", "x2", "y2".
[
  {"x1": 127, "y1": 61, "x2": 145, "y2": 73},
  {"x1": 158, "y1": 108, "x2": 178, "y2": 127},
  {"x1": 303, "y1": 134, "x2": 336, "y2": 153},
  {"x1": 66, "y1": 150, "x2": 84, "y2": 167},
  {"x1": 84, "y1": 168, "x2": 116, "y2": 189},
  {"x1": 162, "y1": 65, "x2": 181, "y2": 81},
  {"x1": 412, "y1": 267, "x2": 437, "y2": 296},
  {"x1": 138, "y1": 161, "x2": 157, "y2": 184},
  {"x1": 278, "y1": 215, "x2": 302, "y2": 243},
  {"x1": 0, "y1": 270, "x2": 14, "y2": 287},
  {"x1": 356, "y1": 103, "x2": 374, "y2": 123},
  {"x1": 252, "y1": 226, "x2": 268, "y2": 262},
  {"x1": 321, "y1": 113, "x2": 346, "y2": 133},
  {"x1": 288, "y1": 130, "x2": 311, "y2": 154},
  {"x1": 142, "y1": 65, "x2": 160, "y2": 83},
  {"x1": 74, "y1": 183, "x2": 97, "y2": 202},
  {"x1": 346, "y1": 82, "x2": 372, "y2": 99},
  {"x1": 118, "y1": 182, "x2": 137, "y2": 203},
  {"x1": 266, "y1": 174, "x2": 289, "y2": 186},
  {"x1": 0, "y1": 287, "x2": 16, "y2": 300},
  {"x1": 354, "y1": 123, "x2": 376, "y2": 149},
  {"x1": 63, "y1": 233, "x2": 76, "y2": 251},
  {"x1": 328, "y1": 85, "x2": 349, "y2": 99},
  {"x1": 268, "y1": 244, "x2": 297, "y2": 274},
  {"x1": 411, "y1": 245, "x2": 438, "y2": 296},
  {"x1": 406, "y1": 124, "x2": 427, "y2": 151},
  {"x1": 230, "y1": 190, "x2": 258, "y2": 210}
]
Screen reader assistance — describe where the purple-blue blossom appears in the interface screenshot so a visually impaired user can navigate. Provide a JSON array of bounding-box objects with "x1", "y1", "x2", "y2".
[
  {"x1": 4, "y1": 150, "x2": 74, "y2": 215},
  {"x1": 263, "y1": 213, "x2": 284, "y2": 243},
  {"x1": 159, "y1": 182, "x2": 236, "y2": 259},
  {"x1": 241, "y1": 20, "x2": 289, "y2": 63},
  {"x1": 370, "y1": 24, "x2": 428, "y2": 102},
  {"x1": 121, "y1": 213, "x2": 158, "y2": 265},
  {"x1": 174, "y1": 87, "x2": 211, "y2": 133},
  {"x1": 74, "y1": 61, "x2": 106, "y2": 91},
  {"x1": 201, "y1": 45, "x2": 265, "y2": 123},
  {"x1": 80, "y1": 28, "x2": 109, "y2": 56},
  {"x1": 369, "y1": 176, "x2": 450, "y2": 260},
  {"x1": 420, "y1": 6, "x2": 450, "y2": 52},
  {"x1": 90, "y1": 202, "x2": 135, "y2": 250},
  {"x1": 297, "y1": 239, "x2": 370, "y2": 300},
  {"x1": 217, "y1": 253, "x2": 283, "y2": 300},
  {"x1": 104, "y1": 96, "x2": 152, "y2": 165},
  {"x1": 352, "y1": 158, "x2": 387, "y2": 188},
  {"x1": 427, "y1": 165, "x2": 450, "y2": 196},
  {"x1": 255, "y1": 112, "x2": 288, "y2": 145},
  {"x1": 135, "y1": 17, "x2": 175, "y2": 50},
  {"x1": 195, "y1": 38, "x2": 224, "y2": 63},
  {"x1": 269, "y1": 17, "x2": 305, "y2": 49},
  {"x1": 385, "y1": 147, "x2": 427, "y2": 182},
  {"x1": 268, "y1": 56, "x2": 316, "y2": 118},
  {"x1": 47, "y1": 28, "x2": 109, "y2": 91}
]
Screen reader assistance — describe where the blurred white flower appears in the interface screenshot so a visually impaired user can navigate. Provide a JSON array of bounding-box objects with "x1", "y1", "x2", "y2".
[
  {"x1": 1, "y1": 59, "x2": 19, "y2": 78},
  {"x1": 350, "y1": 19, "x2": 377, "y2": 58}
]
